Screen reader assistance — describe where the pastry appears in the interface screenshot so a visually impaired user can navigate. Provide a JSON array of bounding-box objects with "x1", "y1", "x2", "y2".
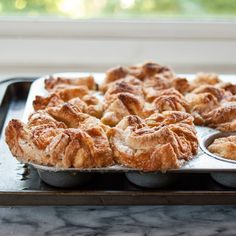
[
  {"x1": 45, "y1": 75, "x2": 96, "y2": 91},
  {"x1": 101, "y1": 62, "x2": 174, "y2": 92},
  {"x1": 203, "y1": 102, "x2": 236, "y2": 131},
  {"x1": 108, "y1": 111, "x2": 198, "y2": 171},
  {"x1": 208, "y1": 136, "x2": 236, "y2": 160},
  {"x1": 190, "y1": 73, "x2": 221, "y2": 91},
  {"x1": 185, "y1": 75, "x2": 236, "y2": 130},
  {"x1": 5, "y1": 109, "x2": 113, "y2": 168}
]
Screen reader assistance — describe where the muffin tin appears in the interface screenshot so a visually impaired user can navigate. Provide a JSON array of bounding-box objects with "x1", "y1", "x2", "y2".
[
  {"x1": 2, "y1": 78, "x2": 236, "y2": 205},
  {"x1": 0, "y1": 73, "x2": 236, "y2": 192},
  {"x1": 14, "y1": 73, "x2": 235, "y2": 189}
]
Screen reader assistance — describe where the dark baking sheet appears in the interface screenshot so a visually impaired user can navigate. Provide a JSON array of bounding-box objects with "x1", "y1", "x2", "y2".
[{"x1": 1, "y1": 79, "x2": 236, "y2": 205}]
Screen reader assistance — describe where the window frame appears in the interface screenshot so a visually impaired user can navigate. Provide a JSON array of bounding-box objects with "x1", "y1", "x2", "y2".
[
  {"x1": 0, "y1": 17, "x2": 236, "y2": 76},
  {"x1": 1, "y1": 17, "x2": 236, "y2": 39}
]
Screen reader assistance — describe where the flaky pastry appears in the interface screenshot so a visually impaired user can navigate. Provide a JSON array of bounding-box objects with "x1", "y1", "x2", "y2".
[
  {"x1": 5, "y1": 109, "x2": 113, "y2": 168},
  {"x1": 101, "y1": 62, "x2": 175, "y2": 91},
  {"x1": 108, "y1": 111, "x2": 198, "y2": 171},
  {"x1": 208, "y1": 136, "x2": 236, "y2": 160},
  {"x1": 45, "y1": 75, "x2": 96, "y2": 91}
]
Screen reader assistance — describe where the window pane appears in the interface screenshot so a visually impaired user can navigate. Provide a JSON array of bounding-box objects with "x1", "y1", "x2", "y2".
[{"x1": 1, "y1": 0, "x2": 236, "y2": 20}]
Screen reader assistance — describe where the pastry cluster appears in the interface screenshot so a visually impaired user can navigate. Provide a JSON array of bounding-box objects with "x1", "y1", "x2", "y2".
[
  {"x1": 5, "y1": 62, "x2": 235, "y2": 171},
  {"x1": 208, "y1": 136, "x2": 236, "y2": 160}
]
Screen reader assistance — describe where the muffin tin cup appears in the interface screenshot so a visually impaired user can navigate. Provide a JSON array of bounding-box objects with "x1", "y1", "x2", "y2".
[
  {"x1": 200, "y1": 132, "x2": 236, "y2": 188},
  {"x1": 31, "y1": 164, "x2": 93, "y2": 188},
  {"x1": 211, "y1": 172, "x2": 236, "y2": 188},
  {"x1": 31, "y1": 162, "x2": 179, "y2": 188},
  {"x1": 125, "y1": 172, "x2": 179, "y2": 188},
  {"x1": 200, "y1": 131, "x2": 236, "y2": 164}
]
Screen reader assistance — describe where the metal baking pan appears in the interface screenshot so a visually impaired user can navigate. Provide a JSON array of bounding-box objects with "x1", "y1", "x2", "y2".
[
  {"x1": 20, "y1": 74, "x2": 236, "y2": 187},
  {"x1": 1, "y1": 78, "x2": 236, "y2": 205}
]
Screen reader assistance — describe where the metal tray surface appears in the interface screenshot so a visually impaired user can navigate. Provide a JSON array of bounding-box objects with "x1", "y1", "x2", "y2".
[
  {"x1": 1, "y1": 79, "x2": 236, "y2": 205},
  {"x1": 23, "y1": 73, "x2": 236, "y2": 173}
]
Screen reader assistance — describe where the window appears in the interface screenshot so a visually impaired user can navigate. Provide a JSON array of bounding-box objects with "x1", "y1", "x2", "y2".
[
  {"x1": 0, "y1": 1, "x2": 235, "y2": 77},
  {"x1": 1, "y1": 0, "x2": 236, "y2": 20}
]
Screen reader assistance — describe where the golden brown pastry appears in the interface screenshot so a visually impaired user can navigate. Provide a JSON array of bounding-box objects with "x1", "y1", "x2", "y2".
[
  {"x1": 5, "y1": 111, "x2": 113, "y2": 168},
  {"x1": 128, "y1": 62, "x2": 174, "y2": 80},
  {"x1": 108, "y1": 111, "x2": 198, "y2": 171},
  {"x1": 104, "y1": 66, "x2": 129, "y2": 85},
  {"x1": 28, "y1": 110, "x2": 67, "y2": 129},
  {"x1": 203, "y1": 102, "x2": 236, "y2": 131},
  {"x1": 56, "y1": 86, "x2": 89, "y2": 101},
  {"x1": 171, "y1": 77, "x2": 191, "y2": 94},
  {"x1": 103, "y1": 77, "x2": 144, "y2": 106},
  {"x1": 186, "y1": 75, "x2": 236, "y2": 129},
  {"x1": 101, "y1": 93, "x2": 149, "y2": 126},
  {"x1": 101, "y1": 62, "x2": 174, "y2": 92},
  {"x1": 143, "y1": 75, "x2": 171, "y2": 102},
  {"x1": 208, "y1": 136, "x2": 236, "y2": 160},
  {"x1": 190, "y1": 73, "x2": 221, "y2": 91},
  {"x1": 6, "y1": 119, "x2": 47, "y2": 163},
  {"x1": 33, "y1": 94, "x2": 64, "y2": 111},
  {"x1": 152, "y1": 94, "x2": 189, "y2": 113},
  {"x1": 186, "y1": 93, "x2": 219, "y2": 124},
  {"x1": 191, "y1": 85, "x2": 226, "y2": 102},
  {"x1": 34, "y1": 92, "x2": 104, "y2": 118},
  {"x1": 46, "y1": 103, "x2": 106, "y2": 130},
  {"x1": 143, "y1": 76, "x2": 190, "y2": 102},
  {"x1": 45, "y1": 75, "x2": 96, "y2": 91},
  {"x1": 101, "y1": 76, "x2": 147, "y2": 126},
  {"x1": 216, "y1": 82, "x2": 236, "y2": 95}
]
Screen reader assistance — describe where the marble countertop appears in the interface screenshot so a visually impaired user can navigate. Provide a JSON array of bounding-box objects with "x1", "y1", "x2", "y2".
[{"x1": 0, "y1": 205, "x2": 236, "y2": 236}]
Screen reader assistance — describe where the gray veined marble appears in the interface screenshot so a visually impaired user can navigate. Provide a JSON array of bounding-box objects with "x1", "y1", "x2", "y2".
[{"x1": 0, "y1": 206, "x2": 236, "y2": 236}]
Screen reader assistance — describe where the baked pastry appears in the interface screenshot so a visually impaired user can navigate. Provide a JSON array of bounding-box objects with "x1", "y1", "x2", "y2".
[
  {"x1": 185, "y1": 93, "x2": 219, "y2": 125},
  {"x1": 128, "y1": 62, "x2": 174, "y2": 80},
  {"x1": 216, "y1": 82, "x2": 236, "y2": 95},
  {"x1": 34, "y1": 93, "x2": 104, "y2": 118},
  {"x1": 5, "y1": 108, "x2": 113, "y2": 168},
  {"x1": 203, "y1": 102, "x2": 236, "y2": 131},
  {"x1": 101, "y1": 76, "x2": 148, "y2": 126},
  {"x1": 108, "y1": 111, "x2": 198, "y2": 171},
  {"x1": 150, "y1": 88, "x2": 189, "y2": 113},
  {"x1": 143, "y1": 75, "x2": 171, "y2": 102},
  {"x1": 208, "y1": 136, "x2": 236, "y2": 160},
  {"x1": 103, "y1": 77, "x2": 144, "y2": 106},
  {"x1": 45, "y1": 75, "x2": 96, "y2": 91},
  {"x1": 190, "y1": 73, "x2": 221, "y2": 91},
  {"x1": 185, "y1": 74, "x2": 236, "y2": 130},
  {"x1": 190, "y1": 85, "x2": 227, "y2": 102},
  {"x1": 101, "y1": 92, "x2": 155, "y2": 126},
  {"x1": 101, "y1": 62, "x2": 175, "y2": 92},
  {"x1": 171, "y1": 77, "x2": 191, "y2": 94}
]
